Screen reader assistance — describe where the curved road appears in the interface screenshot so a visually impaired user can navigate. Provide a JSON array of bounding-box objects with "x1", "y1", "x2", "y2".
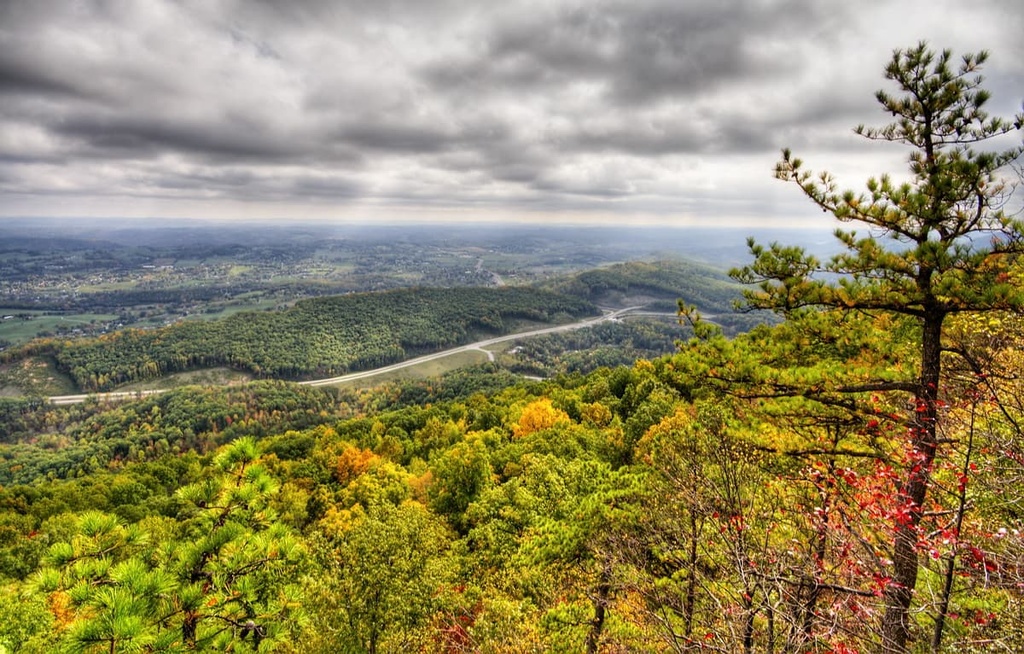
[
  {"x1": 302, "y1": 305, "x2": 642, "y2": 387},
  {"x1": 46, "y1": 306, "x2": 647, "y2": 405}
]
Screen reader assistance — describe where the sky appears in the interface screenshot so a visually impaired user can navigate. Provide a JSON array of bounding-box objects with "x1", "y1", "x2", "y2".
[{"x1": 1, "y1": 0, "x2": 1022, "y2": 228}]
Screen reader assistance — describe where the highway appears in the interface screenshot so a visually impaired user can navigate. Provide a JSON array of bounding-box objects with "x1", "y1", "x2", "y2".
[
  {"x1": 302, "y1": 305, "x2": 643, "y2": 386},
  {"x1": 45, "y1": 306, "x2": 647, "y2": 404},
  {"x1": 48, "y1": 389, "x2": 168, "y2": 406}
]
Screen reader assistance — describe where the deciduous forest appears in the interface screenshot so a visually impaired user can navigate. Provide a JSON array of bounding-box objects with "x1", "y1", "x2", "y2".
[
  {"x1": 4, "y1": 288, "x2": 596, "y2": 391},
  {"x1": 0, "y1": 45, "x2": 1022, "y2": 654}
]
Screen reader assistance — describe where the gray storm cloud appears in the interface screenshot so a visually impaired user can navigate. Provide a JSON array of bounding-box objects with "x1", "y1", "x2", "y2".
[{"x1": 0, "y1": 0, "x2": 1021, "y2": 223}]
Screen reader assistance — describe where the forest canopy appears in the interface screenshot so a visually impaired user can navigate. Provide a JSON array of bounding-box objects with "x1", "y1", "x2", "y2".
[{"x1": 7, "y1": 287, "x2": 596, "y2": 392}]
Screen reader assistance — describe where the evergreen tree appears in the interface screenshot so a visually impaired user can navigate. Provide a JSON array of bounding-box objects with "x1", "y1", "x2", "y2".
[
  {"x1": 33, "y1": 439, "x2": 305, "y2": 653},
  {"x1": 733, "y1": 43, "x2": 1022, "y2": 652}
]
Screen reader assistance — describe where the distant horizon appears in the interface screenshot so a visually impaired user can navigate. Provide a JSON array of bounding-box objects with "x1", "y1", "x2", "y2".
[
  {"x1": 0, "y1": 215, "x2": 845, "y2": 269},
  {"x1": 0, "y1": 214, "x2": 841, "y2": 231}
]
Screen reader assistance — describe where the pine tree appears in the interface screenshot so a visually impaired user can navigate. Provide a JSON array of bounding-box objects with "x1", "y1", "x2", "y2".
[
  {"x1": 733, "y1": 43, "x2": 1023, "y2": 652},
  {"x1": 34, "y1": 439, "x2": 305, "y2": 653}
]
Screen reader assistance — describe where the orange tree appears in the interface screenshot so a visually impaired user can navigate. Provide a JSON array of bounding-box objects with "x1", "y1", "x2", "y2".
[{"x1": 731, "y1": 43, "x2": 1022, "y2": 652}]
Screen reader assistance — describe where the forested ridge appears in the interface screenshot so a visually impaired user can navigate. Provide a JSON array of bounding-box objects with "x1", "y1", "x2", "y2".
[
  {"x1": 0, "y1": 45, "x2": 1022, "y2": 653},
  {"x1": 543, "y1": 259, "x2": 737, "y2": 310},
  {"x1": 543, "y1": 259, "x2": 772, "y2": 333},
  {"x1": 3, "y1": 287, "x2": 595, "y2": 392}
]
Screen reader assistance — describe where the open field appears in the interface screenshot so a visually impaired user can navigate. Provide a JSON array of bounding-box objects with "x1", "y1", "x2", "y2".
[
  {"x1": 327, "y1": 350, "x2": 490, "y2": 389},
  {"x1": 188, "y1": 299, "x2": 283, "y2": 320},
  {"x1": 76, "y1": 280, "x2": 142, "y2": 292},
  {"x1": 116, "y1": 367, "x2": 253, "y2": 391},
  {"x1": 0, "y1": 356, "x2": 77, "y2": 397},
  {"x1": 0, "y1": 312, "x2": 119, "y2": 345}
]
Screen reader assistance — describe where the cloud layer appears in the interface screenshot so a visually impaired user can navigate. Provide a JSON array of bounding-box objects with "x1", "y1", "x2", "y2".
[{"x1": 1, "y1": 0, "x2": 1022, "y2": 224}]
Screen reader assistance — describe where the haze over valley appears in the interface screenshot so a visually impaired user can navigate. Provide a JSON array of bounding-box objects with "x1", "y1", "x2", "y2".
[{"x1": 1, "y1": 218, "x2": 801, "y2": 398}]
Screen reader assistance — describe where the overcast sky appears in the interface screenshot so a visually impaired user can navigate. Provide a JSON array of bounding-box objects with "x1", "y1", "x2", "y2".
[{"x1": 1, "y1": 0, "x2": 1022, "y2": 227}]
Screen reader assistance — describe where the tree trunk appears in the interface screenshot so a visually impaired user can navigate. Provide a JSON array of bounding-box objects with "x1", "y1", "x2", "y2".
[
  {"x1": 183, "y1": 612, "x2": 197, "y2": 650},
  {"x1": 881, "y1": 313, "x2": 943, "y2": 652},
  {"x1": 742, "y1": 587, "x2": 755, "y2": 654},
  {"x1": 586, "y1": 563, "x2": 612, "y2": 654},
  {"x1": 932, "y1": 399, "x2": 975, "y2": 652},
  {"x1": 683, "y1": 513, "x2": 698, "y2": 639}
]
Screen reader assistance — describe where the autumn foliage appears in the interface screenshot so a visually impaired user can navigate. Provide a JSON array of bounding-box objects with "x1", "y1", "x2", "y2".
[{"x1": 0, "y1": 43, "x2": 1021, "y2": 654}]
